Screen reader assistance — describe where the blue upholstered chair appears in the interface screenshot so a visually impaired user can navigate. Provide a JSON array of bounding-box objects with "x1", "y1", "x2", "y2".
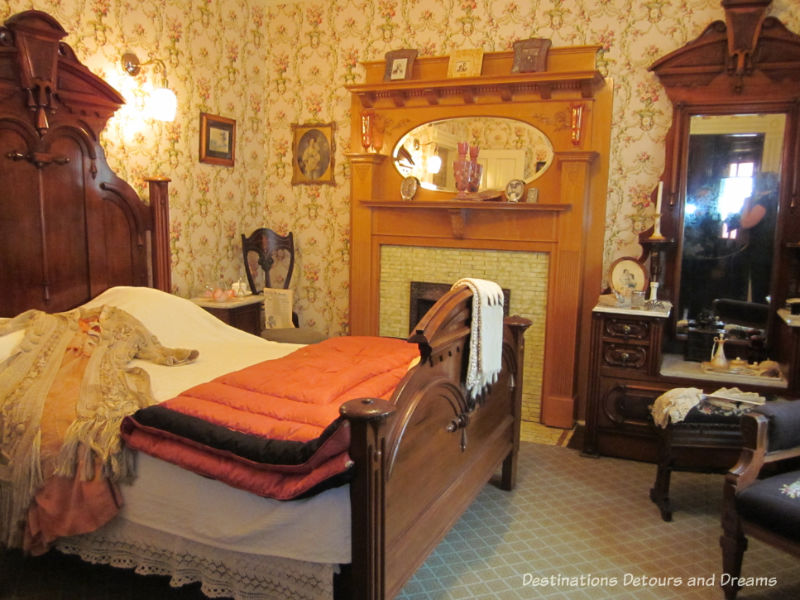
[{"x1": 720, "y1": 401, "x2": 800, "y2": 599}]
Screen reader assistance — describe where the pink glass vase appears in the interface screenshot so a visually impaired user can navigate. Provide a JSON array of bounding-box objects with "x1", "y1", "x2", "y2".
[
  {"x1": 453, "y1": 159, "x2": 473, "y2": 197},
  {"x1": 360, "y1": 109, "x2": 373, "y2": 151},
  {"x1": 468, "y1": 162, "x2": 483, "y2": 192}
]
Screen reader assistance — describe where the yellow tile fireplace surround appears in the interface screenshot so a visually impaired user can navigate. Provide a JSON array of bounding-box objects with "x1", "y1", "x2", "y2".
[{"x1": 347, "y1": 48, "x2": 613, "y2": 427}]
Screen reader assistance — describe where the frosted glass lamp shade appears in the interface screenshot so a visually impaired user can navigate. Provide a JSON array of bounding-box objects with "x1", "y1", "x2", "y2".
[{"x1": 149, "y1": 87, "x2": 177, "y2": 122}]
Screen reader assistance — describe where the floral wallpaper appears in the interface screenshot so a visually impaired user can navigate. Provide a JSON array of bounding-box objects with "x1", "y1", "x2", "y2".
[{"x1": 4, "y1": 0, "x2": 798, "y2": 337}]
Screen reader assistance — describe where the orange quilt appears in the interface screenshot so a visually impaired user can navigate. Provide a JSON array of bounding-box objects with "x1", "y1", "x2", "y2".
[{"x1": 122, "y1": 336, "x2": 419, "y2": 499}]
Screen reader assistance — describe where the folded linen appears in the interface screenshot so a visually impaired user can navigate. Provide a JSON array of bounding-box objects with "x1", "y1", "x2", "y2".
[
  {"x1": 651, "y1": 387, "x2": 704, "y2": 428},
  {"x1": 451, "y1": 278, "x2": 504, "y2": 401}
]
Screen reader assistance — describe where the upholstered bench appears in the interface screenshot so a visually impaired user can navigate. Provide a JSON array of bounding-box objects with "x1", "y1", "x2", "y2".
[{"x1": 649, "y1": 400, "x2": 753, "y2": 521}]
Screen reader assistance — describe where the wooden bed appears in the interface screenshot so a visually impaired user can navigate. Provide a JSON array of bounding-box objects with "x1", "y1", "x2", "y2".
[{"x1": 0, "y1": 11, "x2": 531, "y2": 600}]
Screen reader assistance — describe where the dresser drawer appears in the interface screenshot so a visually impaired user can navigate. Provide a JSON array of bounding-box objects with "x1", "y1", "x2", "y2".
[
  {"x1": 599, "y1": 380, "x2": 663, "y2": 426},
  {"x1": 601, "y1": 342, "x2": 648, "y2": 370},
  {"x1": 602, "y1": 316, "x2": 651, "y2": 341}
]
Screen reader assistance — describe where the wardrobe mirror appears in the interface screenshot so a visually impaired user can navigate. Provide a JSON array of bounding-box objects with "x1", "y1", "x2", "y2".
[{"x1": 678, "y1": 113, "x2": 786, "y2": 324}]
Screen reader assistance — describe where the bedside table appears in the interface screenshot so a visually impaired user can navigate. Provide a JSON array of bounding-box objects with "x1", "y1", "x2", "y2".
[{"x1": 191, "y1": 295, "x2": 263, "y2": 336}]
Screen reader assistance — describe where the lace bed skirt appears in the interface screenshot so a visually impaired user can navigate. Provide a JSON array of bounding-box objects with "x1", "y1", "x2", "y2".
[{"x1": 55, "y1": 518, "x2": 336, "y2": 600}]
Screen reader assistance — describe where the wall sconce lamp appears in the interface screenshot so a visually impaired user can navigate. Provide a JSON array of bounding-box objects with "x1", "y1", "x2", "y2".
[
  {"x1": 121, "y1": 52, "x2": 177, "y2": 122},
  {"x1": 426, "y1": 148, "x2": 442, "y2": 175},
  {"x1": 413, "y1": 139, "x2": 442, "y2": 175}
]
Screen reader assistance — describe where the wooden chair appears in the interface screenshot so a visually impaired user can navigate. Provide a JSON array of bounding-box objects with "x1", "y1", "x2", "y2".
[
  {"x1": 241, "y1": 228, "x2": 326, "y2": 344},
  {"x1": 720, "y1": 401, "x2": 800, "y2": 599}
]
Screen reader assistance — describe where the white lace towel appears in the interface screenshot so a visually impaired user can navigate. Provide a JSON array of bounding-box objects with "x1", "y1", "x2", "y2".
[
  {"x1": 651, "y1": 387, "x2": 704, "y2": 428},
  {"x1": 451, "y1": 278, "x2": 504, "y2": 400}
]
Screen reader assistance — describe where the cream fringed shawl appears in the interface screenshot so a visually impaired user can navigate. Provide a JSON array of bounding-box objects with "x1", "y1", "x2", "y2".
[
  {"x1": 0, "y1": 305, "x2": 198, "y2": 549},
  {"x1": 451, "y1": 278, "x2": 504, "y2": 402}
]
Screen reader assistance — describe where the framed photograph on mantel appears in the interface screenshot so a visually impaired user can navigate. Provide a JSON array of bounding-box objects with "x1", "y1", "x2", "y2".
[
  {"x1": 511, "y1": 38, "x2": 552, "y2": 73},
  {"x1": 199, "y1": 112, "x2": 236, "y2": 167},
  {"x1": 291, "y1": 122, "x2": 336, "y2": 185},
  {"x1": 447, "y1": 49, "x2": 484, "y2": 78},
  {"x1": 384, "y1": 49, "x2": 418, "y2": 81}
]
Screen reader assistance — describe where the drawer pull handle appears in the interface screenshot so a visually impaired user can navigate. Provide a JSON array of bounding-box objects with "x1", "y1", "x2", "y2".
[
  {"x1": 620, "y1": 352, "x2": 631, "y2": 362},
  {"x1": 622, "y1": 325, "x2": 632, "y2": 335}
]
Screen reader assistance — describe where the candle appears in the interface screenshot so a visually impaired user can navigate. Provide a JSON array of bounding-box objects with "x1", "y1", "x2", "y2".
[
  {"x1": 655, "y1": 181, "x2": 663, "y2": 215},
  {"x1": 649, "y1": 180, "x2": 665, "y2": 240}
]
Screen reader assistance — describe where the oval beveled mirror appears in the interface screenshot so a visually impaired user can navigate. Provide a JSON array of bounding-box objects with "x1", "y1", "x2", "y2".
[{"x1": 392, "y1": 117, "x2": 554, "y2": 192}]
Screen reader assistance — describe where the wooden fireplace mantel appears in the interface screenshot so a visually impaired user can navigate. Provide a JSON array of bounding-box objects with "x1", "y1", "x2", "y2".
[
  {"x1": 347, "y1": 50, "x2": 613, "y2": 427},
  {"x1": 359, "y1": 195, "x2": 572, "y2": 240}
]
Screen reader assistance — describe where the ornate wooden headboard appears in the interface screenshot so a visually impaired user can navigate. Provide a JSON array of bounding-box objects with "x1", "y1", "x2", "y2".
[{"x1": 0, "y1": 10, "x2": 170, "y2": 318}]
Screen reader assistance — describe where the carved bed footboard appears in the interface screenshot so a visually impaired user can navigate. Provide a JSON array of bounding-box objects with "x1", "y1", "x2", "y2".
[{"x1": 340, "y1": 286, "x2": 531, "y2": 599}]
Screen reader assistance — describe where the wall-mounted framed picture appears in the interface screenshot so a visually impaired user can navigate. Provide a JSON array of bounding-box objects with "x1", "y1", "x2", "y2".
[
  {"x1": 199, "y1": 112, "x2": 236, "y2": 167},
  {"x1": 384, "y1": 49, "x2": 418, "y2": 81},
  {"x1": 291, "y1": 122, "x2": 336, "y2": 185},
  {"x1": 447, "y1": 49, "x2": 484, "y2": 78},
  {"x1": 511, "y1": 38, "x2": 552, "y2": 73}
]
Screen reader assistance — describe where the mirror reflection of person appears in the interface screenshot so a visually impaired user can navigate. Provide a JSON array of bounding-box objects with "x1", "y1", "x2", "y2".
[{"x1": 740, "y1": 171, "x2": 779, "y2": 304}]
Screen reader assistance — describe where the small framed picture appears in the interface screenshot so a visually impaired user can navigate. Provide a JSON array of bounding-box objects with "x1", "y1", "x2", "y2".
[
  {"x1": 199, "y1": 113, "x2": 235, "y2": 167},
  {"x1": 511, "y1": 38, "x2": 552, "y2": 73},
  {"x1": 400, "y1": 176, "x2": 420, "y2": 201},
  {"x1": 291, "y1": 122, "x2": 336, "y2": 185},
  {"x1": 384, "y1": 49, "x2": 418, "y2": 81},
  {"x1": 505, "y1": 179, "x2": 525, "y2": 202},
  {"x1": 609, "y1": 257, "x2": 649, "y2": 296},
  {"x1": 447, "y1": 49, "x2": 483, "y2": 78}
]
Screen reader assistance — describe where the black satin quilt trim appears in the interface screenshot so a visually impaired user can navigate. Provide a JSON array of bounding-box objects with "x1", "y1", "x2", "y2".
[{"x1": 123, "y1": 405, "x2": 344, "y2": 467}]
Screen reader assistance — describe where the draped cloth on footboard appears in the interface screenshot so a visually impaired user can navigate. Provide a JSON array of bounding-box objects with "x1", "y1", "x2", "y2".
[{"x1": 121, "y1": 336, "x2": 420, "y2": 500}]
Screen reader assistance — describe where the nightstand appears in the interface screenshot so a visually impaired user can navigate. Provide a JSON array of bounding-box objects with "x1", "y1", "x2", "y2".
[{"x1": 191, "y1": 295, "x2": 263, "y2": 336}]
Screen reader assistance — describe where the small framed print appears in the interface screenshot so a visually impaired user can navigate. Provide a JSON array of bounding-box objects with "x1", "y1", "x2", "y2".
[
  {"x1": 199, "y1": 113, "x2": 235, "y2": 167},
  {"x1": 504, "y1": 179, "x2": 525, "y2": 202},
  {"x1": 447, "y1": 49, "x2": 483, "y2": 78},
  {"x1": 511, "y1": 38, "x2": 552, "y2": 73},
  {"x1": 609, "y1": 257, "x2": 649, "y2": 296},
  {"x1": 400, "y1": 176, "x2": 419, "y2": 201},
  {"x1": 291, "y1": 122, "x2": 336, "y2": 185},
  {"x1": 384, "y1": 49, "x2": 418, "y2": 81}
]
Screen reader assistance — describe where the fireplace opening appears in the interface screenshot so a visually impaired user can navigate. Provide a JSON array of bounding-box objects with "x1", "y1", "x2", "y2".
[{"x1": 409, "y1": 281, "x2": 510, "y2": 333}]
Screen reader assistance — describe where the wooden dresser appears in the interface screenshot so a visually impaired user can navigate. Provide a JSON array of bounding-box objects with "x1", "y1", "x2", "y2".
[
  {"x1": 584, "y1": 300, "x2": 671, "y2": 462},
  {"x1": 584, "y1": 298, "x2": 800, "y2": 463}
]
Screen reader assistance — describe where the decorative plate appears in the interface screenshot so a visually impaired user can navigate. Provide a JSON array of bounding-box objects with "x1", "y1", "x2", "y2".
[
  {"x1": 609, "y1": 257, "x2": 649, "y2": 295},
  {"x1": 504, "y1": 179, "x2": 525, "y2": 202},
  {"x1": 401, "y1": 176, "x2": 420, "y2": 201}
]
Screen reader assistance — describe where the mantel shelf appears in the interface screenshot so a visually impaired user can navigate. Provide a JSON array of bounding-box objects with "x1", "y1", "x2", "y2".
[
  {"x1": 347, "y1": 70, "x2": 605, "y2": 108},
  {"x1": 362, "y1": 199, "x2": 571, "y2": 212},
  {"x1": 360, "y1": 200, "x2": 571, "y2": 239}
]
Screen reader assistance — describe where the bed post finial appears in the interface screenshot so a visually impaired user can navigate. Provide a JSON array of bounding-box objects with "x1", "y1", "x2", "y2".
[
  {"x1": 146, "y1": 177, "x2": 172, "y2": 292},
  {"x1": 6, "y1": 11, "x2": 67, "y2": 135}
]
